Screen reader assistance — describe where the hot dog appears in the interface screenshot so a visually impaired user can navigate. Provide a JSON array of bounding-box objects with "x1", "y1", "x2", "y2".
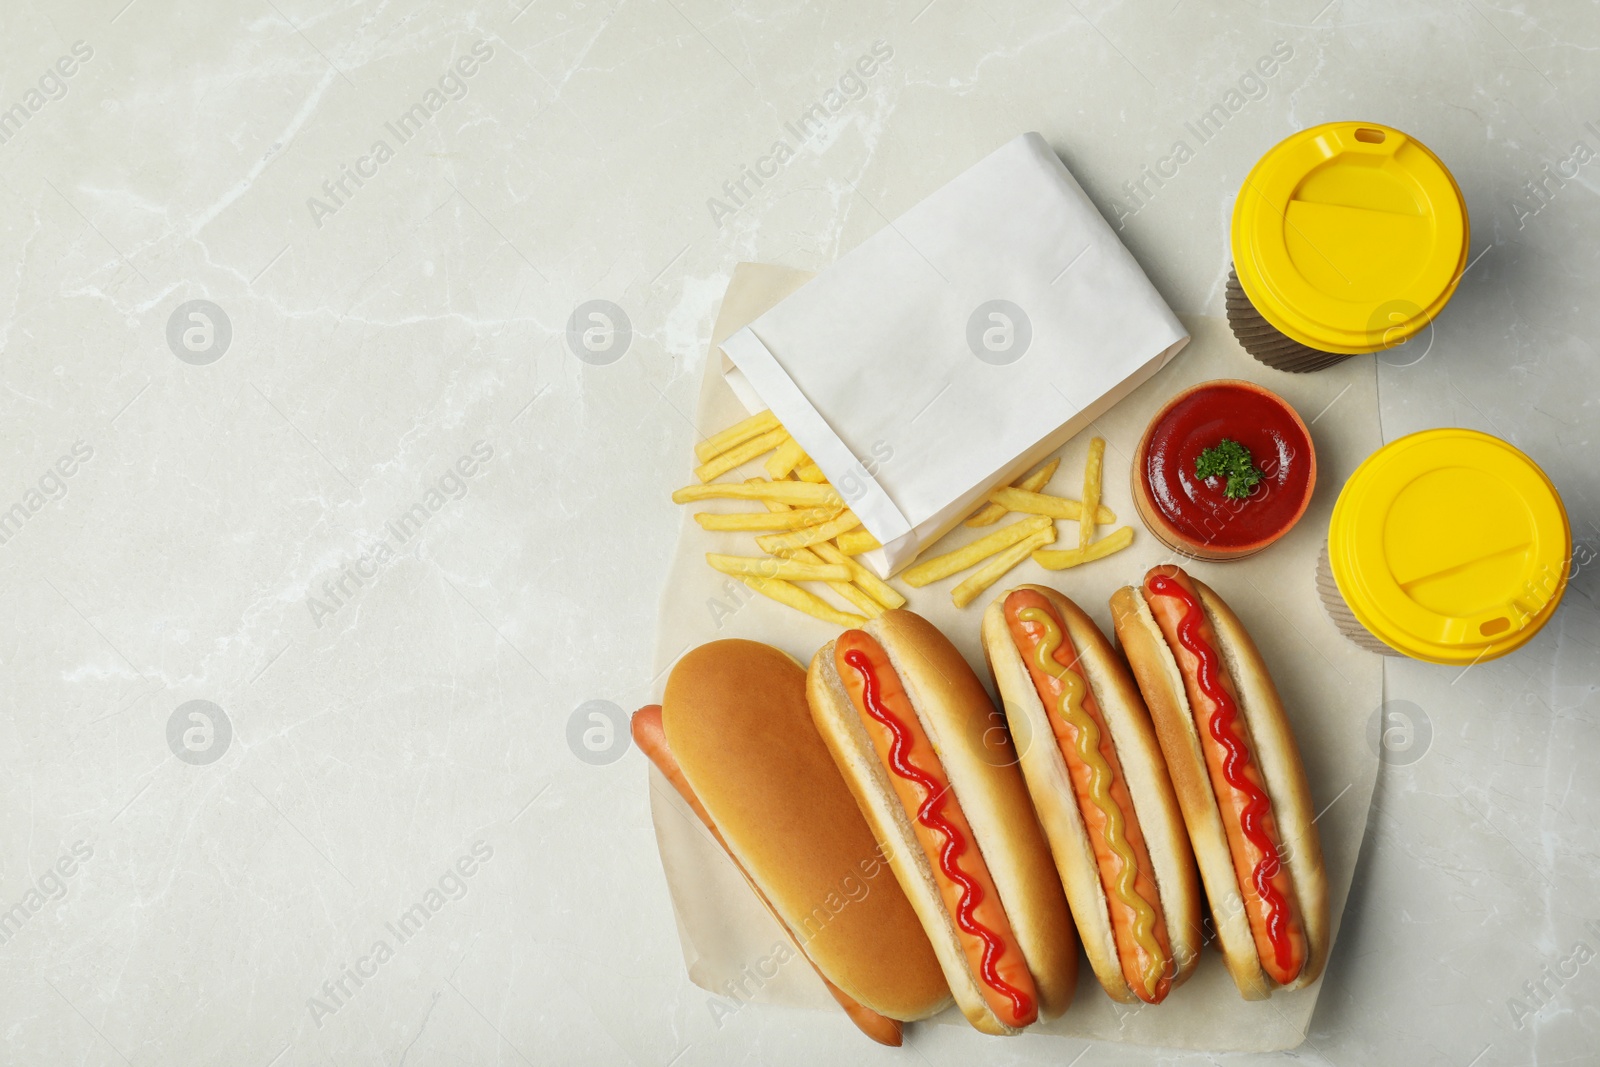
[
  {"x1": 980, "y1": 585, "x2": 1202, "y2": 1004},
  {"x1": 632, "y1": 706, "x2": 902, "y2": 1045},
  {"x1": 807, "y1": 609, "x2": 1078, "y2": 1035},
  {"x1": 635, "y1": 640, "x2": 950, "y2": 1043},
  {"x1": 1110, "y1": 565, "x2": 1328, "y2": 999}
]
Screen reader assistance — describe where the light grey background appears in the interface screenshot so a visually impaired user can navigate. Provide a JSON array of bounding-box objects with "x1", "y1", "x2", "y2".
[{"x1": 0, "y1": 1, "x2": 1594, "y2": 1065}]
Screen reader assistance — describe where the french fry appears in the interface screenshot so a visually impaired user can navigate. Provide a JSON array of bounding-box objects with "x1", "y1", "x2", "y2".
[
  {"x1": 833, "y1": 586, "x2": 885, "y2": 618},
  {"x1": 694, "y1": 428, "x2": 790, "y2": 482},
  {"x1": 900, "y1": 516, "x2": 1053, "y2": 588},
  {"x1": 1033, "y1": 526, "x2": 1135, "y2": 570},
  {"x1": 694, "y1": 410, "x2": 780, "y2": 463},
  {"x1": 762, "y1": 492, "x2": 884, "y2": 619},
  {"x1": 756, "y1": 510, "x2": 862, "y2": 554},
  {"x1": 988, "y1": 486, "x2": 1115, "y2": 525},
  {"x1": 775, "y1": 547, "x2": 884, "y2": 619},
  {"x1": 965, "y1": 458, "x2": 1061, "y2": 527},
  {"x1": 1080, "y1": 437, "x2": 1105, "y2": 550},
  {"x1": 694, "y1": 507, "x2": 841, "y2": 532},
  {"x1": 834, "y1": 530, "x2": 882, "y2": 555},
  {"x1": 951, "y1": 527, "x2": 1056, "y2": 609},
  {"x1": 795, "y1": 461, "x2": 827, "y2": 483},
  {"x1": 738, "y1": 574, "x2": 866, "y2": 628},
  {"x1": 706, "y1": 554, "x2": 850, "y2": 582},
  {"x1": 672, "y1": 481, "x2": 842, "y2": 507},
  {"x1": 765, "y1": 438, "x2": 810, "y2": 479},
  {"x1": 811, "y1": 540, "x2": 906, "y2": 610}
]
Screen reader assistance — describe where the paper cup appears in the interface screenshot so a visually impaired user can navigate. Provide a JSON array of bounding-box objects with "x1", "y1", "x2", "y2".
[
  {"x1": 1315, "y1": 542, "x2": 1399, "y2": 656},
  {"x1": 1225, "y1": 270, "x2": 1352, "y2": 373},
  {"x1": 1322, "y1": 430, "x2": 1569, "y2": 664},
  {"x1": 1229, "y1": 122, "x2": 1469, "y2": 374}
]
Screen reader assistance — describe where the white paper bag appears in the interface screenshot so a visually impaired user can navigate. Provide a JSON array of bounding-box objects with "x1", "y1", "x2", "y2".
[{"x1": 719, "y1": 131, "x2": 1189, "y2": 576}]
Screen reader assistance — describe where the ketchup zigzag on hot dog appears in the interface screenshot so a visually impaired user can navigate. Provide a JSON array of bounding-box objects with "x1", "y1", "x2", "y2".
[
  {"x1": 981, "y1": 585, "x2": 1202, "y2": 1004},
  {"x1": 635, "y1": 640, "x2": 950, "y2": 1043},
  {"x1": 808, "y1": 610, "x2": 1077, "y2": 1035},
  {"x1": 1111, "y1": 565, "x2": 1329, "y2": 1000}
]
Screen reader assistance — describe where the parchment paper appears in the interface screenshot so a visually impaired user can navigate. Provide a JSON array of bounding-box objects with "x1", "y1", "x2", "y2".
[{"x1": 644, "y1": 263, "x2": 1383, "y2": 1052}]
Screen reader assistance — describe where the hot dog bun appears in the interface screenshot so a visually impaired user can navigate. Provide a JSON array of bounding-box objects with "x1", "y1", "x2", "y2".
[
  {"x1": 632, "y1": 706, "x2": 905, "y2": 1045},
  {"x1": 981, "y1": 585, "x2": 1202, "y2": 1004},
  {"x1": 1111, "y1": 566, "x2": 1328, "y2": 1000},
  {"x1": 657, "y1": 640, "x2": 951, "y2": 1026},
  {"x1": 808, "y1": 610, "x2": 1077, "y2": 1034}
]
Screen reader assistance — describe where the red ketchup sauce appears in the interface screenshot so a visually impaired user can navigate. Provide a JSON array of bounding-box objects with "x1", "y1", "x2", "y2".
[
  {"x1": 1145, "y1": 574, "x2": 1299, "y2": 979},
  {"x1": 840, "y1": 646, "x2": 1037, "y2": 1026},
  {"x1": 1143, "y1": 383, "x2": 1311, "y2": 549}
]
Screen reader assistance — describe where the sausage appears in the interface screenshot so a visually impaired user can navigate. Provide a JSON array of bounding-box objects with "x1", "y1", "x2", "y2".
[
  {"x1": 832, "y1": 632, "x2": 1040, "y2": 1030},
  {"x1": 1141, "y1": 571, "x2": 1307, "y2": 986},
  {"x1": 1003, "y1": 590, "x2": 1175, "y2": 1002}
]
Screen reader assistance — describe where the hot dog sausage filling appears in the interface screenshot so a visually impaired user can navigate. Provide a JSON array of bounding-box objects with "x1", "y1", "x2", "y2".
[
  {"x1": 1003, "y1": 592, "x2": 1173, "y2": 1003},
  {"x1": 836, "y1": 631, "x2": 1038, "y2": 1029},
  {"x1": 1144, "y1": 572, "x2": 1305, "y2": 985}
]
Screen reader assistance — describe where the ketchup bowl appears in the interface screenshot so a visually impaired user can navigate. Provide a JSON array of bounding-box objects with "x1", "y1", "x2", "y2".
[{"x1": 1131, "y1": 379, "x2": 1316, "y2": 562}]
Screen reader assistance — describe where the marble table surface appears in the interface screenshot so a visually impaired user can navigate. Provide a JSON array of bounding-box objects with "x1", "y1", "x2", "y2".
[{"x1": 1, "y1": 1, "x2": 1595, "y2": 1064}]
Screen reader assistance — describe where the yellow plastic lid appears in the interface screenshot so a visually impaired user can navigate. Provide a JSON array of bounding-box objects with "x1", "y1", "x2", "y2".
[
  {"x1": 1232, "y1": 122, "x2": 1469, "y2": 355},
  {"x1": 1328, "y1": 429, "x2": 1570, "y2": 665}
]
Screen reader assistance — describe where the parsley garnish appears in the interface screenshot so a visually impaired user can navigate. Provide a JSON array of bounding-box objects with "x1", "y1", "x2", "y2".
[{"x1": 1195, "y1": 438, "x2": 1264, "y2": 500}]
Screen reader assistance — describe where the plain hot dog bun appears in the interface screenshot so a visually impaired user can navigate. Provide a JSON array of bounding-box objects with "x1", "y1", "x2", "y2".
[
  {"x1": 981, "y1": 585, "x2": 1202, "y2": 1004},
  {"x1": 654, "y1": 640, "x2": 950, "y2": 1032},
  {"x1": 632, "y1": 706, "x2": 906, "y2": 1045},
  {"x1": 807, "y1": 610, "x2": 1077, "y2": 1035},
  {"x1": 1110, "y1": 566, "x2": 1329, "y2": 1000}
]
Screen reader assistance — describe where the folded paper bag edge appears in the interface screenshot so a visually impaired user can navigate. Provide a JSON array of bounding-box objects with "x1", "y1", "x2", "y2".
[
  {"x1": 715, "y1": 261, "x2": 815, "y2": 413},
  {"x1": 857, "y1": 329, "x2": 1190, "y2": 577},
  {"x1": 721, "y1": 326, "x2": 915, "y2": 557},
  {"x1": 723, "y1": 320, "x2": 1191, "y2": 579}
]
